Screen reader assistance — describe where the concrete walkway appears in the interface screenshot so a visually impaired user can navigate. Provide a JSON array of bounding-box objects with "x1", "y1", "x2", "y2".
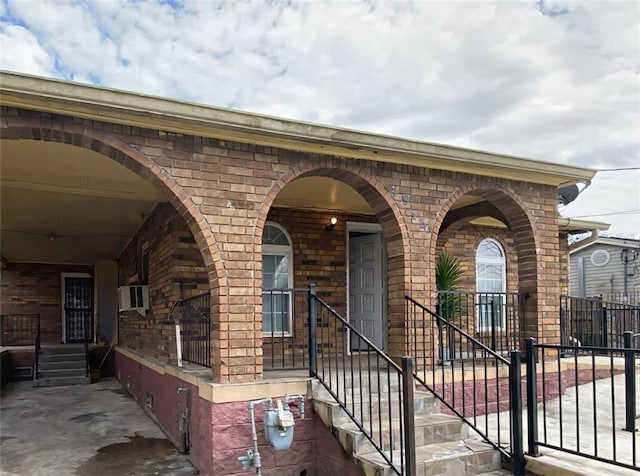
[
  {"x1": 478, "y1": 367, "x2": 640, "y2": 475},
  {"x1": 0, "y1": 378, "x2": 197, "y2": 476}
]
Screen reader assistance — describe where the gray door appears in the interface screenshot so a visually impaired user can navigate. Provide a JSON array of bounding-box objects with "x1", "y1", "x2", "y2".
[{"x1": 349, "y1": 233, "x2": 384, "y2": 350}]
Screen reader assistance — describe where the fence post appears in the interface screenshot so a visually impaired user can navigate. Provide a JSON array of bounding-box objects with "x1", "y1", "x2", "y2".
[
  {"x1": 601, "y1": 306, "x2": 608, "y2": 348},
  {"x1": 401, "y1": 357, "x2": 416, "y2": 476},
  {"x1": 623, "y1": 331, "x2": 636, "y2": 432},
  {"x1": 308, "y1": 284, "x2": 317, "y2": 378},
  {"x1": 525, "y1": 338, "x2": 539, "y2": 456},
  {"x1": 509, "y1": 350, "x2": 525, "y2": 476},
  {"x1": 491, "y1": 297, "x2": 497, "y2": 351}
]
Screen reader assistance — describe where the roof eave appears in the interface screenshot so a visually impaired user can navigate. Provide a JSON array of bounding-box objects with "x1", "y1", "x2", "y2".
[{"x1": 0, "y1": 71, "x2": 596, "y2": 187}]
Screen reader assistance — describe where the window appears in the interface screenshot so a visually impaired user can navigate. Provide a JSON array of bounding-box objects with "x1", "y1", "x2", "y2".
[
  {"x1": 262, "y1": 223, "x2": 293, "y2": 335},
  {"x1": 139, "y1": 242, "x2": 150, "y2": 285},
  {"x1": 476, "y1": 239, "x2": 506, "y2": 331}
]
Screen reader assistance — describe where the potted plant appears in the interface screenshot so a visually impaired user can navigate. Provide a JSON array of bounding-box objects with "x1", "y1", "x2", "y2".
[{"x1": 435, "y1": 251, "x2": 463, "y2": 363}]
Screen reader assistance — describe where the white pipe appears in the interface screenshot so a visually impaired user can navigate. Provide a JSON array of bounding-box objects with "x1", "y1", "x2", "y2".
[{"x1": 175, "y1": 324, "x2": 182, "y2": 367}]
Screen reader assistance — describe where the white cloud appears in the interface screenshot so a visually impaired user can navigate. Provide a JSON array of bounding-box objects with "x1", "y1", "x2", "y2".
[{"x1": 1, "y1": 0, "x2": 638, "y2": 236}]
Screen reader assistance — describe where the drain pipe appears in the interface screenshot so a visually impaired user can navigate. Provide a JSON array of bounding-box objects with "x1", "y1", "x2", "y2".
[{"x1": 238, "y1": 397, "x2": 273, "y2": 476}]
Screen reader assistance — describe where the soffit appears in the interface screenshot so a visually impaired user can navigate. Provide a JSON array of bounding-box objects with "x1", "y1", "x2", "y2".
[
  {"x1": 0, "y1": 71, "x2": 596, "y2": 187},
  {"x1": 1, "y1": 140, "x2": 161, "y2": 264}
]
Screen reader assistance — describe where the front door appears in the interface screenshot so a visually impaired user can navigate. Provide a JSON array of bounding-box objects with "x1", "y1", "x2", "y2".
[
  {"x1": 349, "y1": 232, "x2": 384, "y2": 350},
  {"x1": 62, "y1": 275, "x2": 94, "y2": 343}
]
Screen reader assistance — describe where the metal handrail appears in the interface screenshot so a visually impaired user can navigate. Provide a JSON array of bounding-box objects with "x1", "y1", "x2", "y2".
[
  {"x1": 310, "y1": 285, "x2": 415, "y2": 475},
  {"x1": 405, "y1": 295, "x2": 524, "y2": 474}
]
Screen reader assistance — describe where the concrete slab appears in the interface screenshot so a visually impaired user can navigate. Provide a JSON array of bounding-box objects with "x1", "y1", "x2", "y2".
[
  {"x1": 476, "y1": 367, "x2": 640, "y2": 475},
  {"x1": 0, "y1": 378, "x2": 197, "y2": 475}
]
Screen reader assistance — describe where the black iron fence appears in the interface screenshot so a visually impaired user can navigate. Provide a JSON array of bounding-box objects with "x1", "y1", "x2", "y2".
[
  {"x1": 0, "y1": 313, "x2": 40, "y2": 346},
  {"x1": 181, "y1": 293, "x2": 211, "y2": 368},
  {"x1": 560, "y1": 295, "x2": 640, "y2": 349},
  {"x1": 436, "y1": 291, "x2": 525, "y2": 355},
  {"x1": 601, "y1": 291, "x2": 640, "y2": 305},
  {"x1": 406, "y1": 296, "x2": 525, "y2": 474},
  {"x1": 262, "y1": 288, "x2": 309, "y2": 371},
  {"x1": 311, "y1": 286, "x2": 415, "y2": 475},
  {"x1": 526, "y1": 334, "x2": 639, "y2": 471}
]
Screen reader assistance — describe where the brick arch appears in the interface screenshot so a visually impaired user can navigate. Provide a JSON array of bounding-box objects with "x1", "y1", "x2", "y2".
[
  {"x1": 255, "y1": 159, "x2": 408, "y2": 256},
  {"x1": 1, "y1": 118, "x2": 227, "y2": 308},
  {"x1": 255, "y1": 157, "x2": 410, "y2": 358},
  {"x1": 432, "y1": 184, "x2": 541, "y2": 344}
]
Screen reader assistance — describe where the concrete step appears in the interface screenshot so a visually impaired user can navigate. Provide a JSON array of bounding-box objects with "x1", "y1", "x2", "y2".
[
  {"x1": 40, "y1": 345, "x2": 86, "y2": 355},
  {"x1": 355, "y1": 440, "x2": 501, "y2": 476},
  {"x1": 313, "y1": 390, "x2": 440, "y2": 427},
  {"x1": 310, "y1": 377, "x2": 404, "y2": 402},
  {"x1": 333, "y1": 413, "x2": 468, "y2": 455},
  {"x1": 33, "y1": 375, "x2": 91, "y2": 387},
  {"x1": 39, "y1": 359, "x2": 86, "y2": 371},
  {"x1": 312, "y1": 371, "x2": 402, "y2": 393},
  {"x1": 39, "y1": 352, "x2": 85, "y2": 362},
  {"x1": 38, "y1": 368, "x2": 87, "y2": 379}
]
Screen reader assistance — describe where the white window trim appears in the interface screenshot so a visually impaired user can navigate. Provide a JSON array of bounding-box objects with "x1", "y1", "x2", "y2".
[
  {"x1": 262, "y1": 222, "x2": 294, "y2": 337},
  {"x1": 475, "y1": 239, "x2": 507, "y2": 332}
]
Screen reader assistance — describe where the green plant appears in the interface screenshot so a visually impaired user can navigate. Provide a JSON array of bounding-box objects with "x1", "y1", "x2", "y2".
[{"x1": 435, "y1": 251, "x2": 463, "y2": 323}]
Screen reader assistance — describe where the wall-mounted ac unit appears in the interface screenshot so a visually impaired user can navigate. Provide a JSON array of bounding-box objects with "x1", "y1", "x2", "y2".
[{"x1": 118, "y1": 285, "x2": 149, "y2": 316}]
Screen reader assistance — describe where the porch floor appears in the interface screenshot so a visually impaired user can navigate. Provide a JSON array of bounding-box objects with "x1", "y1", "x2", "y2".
[{"x1": 0, "y1": 378, "x2": 196, "y2": 475}]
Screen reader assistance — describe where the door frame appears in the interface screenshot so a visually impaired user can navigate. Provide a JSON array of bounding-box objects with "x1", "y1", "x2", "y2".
[
  {"x1": 61, "y1": 272, "x2": 93, "y2": 344},
  {"x1": 346, "y1": 222, "x2": 387, "y2": 353}
]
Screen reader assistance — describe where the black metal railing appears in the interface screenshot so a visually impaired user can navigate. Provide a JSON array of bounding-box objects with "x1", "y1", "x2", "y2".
[
  {"x1": 526, "y1": 333, "x2": 639, "y2": 471},
  {"x1": 0, "y1": 313, "x2": 40, "y2": 346},
  {"x1": 406, "y1": 296, "x2": 525, "y2": 475},
  {"x1": 262, "y1": 288, "x2": 309, "y2": 371},
  {"x1": 560, "y1": 295, "x2": 640, "y2": 350},
  {"x1": 600, "y1": 291, "x2": 640, "y2": 306},
  {"x1": 84, "y1": 316, "x2": 90, "y2": 378},
  {"x1": 436, "y1": 291, "x2": 525, "y2": 354},
  {"x1": 35, "y1": 315, "x2": 41, "y2": 380},
  {"x1": 310, "y1": 285, "x2": 416, "y2": 475},
  {"x1": 181, "y1": 293, "x2": 211, "y2": 368}
]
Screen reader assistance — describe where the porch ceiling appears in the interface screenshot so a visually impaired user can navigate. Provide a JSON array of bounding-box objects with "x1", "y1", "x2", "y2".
[{"x1": 0, "y1": 140, "x2": 162, "y2": 265}]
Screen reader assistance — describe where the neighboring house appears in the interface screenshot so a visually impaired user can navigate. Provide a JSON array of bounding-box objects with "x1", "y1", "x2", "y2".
[
  {"x1": 569, "y1": 236, "x2": 640, "y2": 303},
  {"x1": 0, "y1": 72, "x2": 609, "y2": 475}
]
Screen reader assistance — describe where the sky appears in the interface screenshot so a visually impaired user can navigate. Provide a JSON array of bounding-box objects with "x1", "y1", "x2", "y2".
[{"x1": 1, "y1": 0, "x2": 639, "y2": 238}]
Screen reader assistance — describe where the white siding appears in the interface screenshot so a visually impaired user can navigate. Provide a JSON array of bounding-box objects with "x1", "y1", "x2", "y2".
[{"x1": 569, "y1": 244, "x2": 640, "y2": 297}]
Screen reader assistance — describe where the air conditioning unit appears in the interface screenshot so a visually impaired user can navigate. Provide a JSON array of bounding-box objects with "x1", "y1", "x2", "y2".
[{"x1": 118, "y1": 285, "x2": 149, "y2": 316}]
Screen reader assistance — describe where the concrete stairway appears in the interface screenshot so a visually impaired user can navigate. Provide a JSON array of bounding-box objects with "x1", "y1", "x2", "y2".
[
  {"x1": 311, "y1": 373, "x2": 511, "y2": 476},
  {"x1": 34, "y1": 345, "x2": 91, "y2": 387}
]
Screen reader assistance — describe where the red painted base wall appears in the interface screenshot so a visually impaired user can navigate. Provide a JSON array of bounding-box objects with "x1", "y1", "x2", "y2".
[{"x1": 114, "y1": 350, "x2": 361, "y2": 476}]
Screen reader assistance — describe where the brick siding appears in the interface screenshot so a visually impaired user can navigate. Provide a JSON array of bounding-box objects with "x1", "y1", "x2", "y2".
[
  {"x1": 118, "y1": 203, "x2": 208, "y2": 363},
  {"x1": 2, "y1": 108, "x2": 562, "y2": 382},
  {"x1": 0, "y1": 263, "x2": 92, "y2": 344}
]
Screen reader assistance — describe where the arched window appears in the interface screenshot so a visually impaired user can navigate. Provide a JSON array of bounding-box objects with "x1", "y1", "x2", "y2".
[
  {"x1": 476, "y1": 239, "x2": 506, "y2": 331},
  {"x1": 262, "y1": 223, "x2": 293, "y2": 335}
]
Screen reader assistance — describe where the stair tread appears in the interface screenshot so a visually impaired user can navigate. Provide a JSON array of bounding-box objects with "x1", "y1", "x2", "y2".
[
  {"x1": 313, "y1": 390, "x2": 434, "y2": 405},
  {"x1": 336, "y1": 413, "x2": 461, "y2": 432},
  {"x1": 357, "y1": 439, "x2": 497, "y2": 465}
]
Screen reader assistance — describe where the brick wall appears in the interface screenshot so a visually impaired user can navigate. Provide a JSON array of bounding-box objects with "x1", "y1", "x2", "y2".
[
  {"x1": 118, "y1": 203, "x2": 208, "y2": 362},
  {"x1": 0, "y1": 263, "x2": 92, "y2": 344},
  {"x1": 115, "y1": 350, "x2": 361, "y2": 476},
  {"x1": 3, "y1": 108, "x2": 562, "y2": 382},
  {"x1": 438, "y1": 225, "x2": 518, "y2": 293}
]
